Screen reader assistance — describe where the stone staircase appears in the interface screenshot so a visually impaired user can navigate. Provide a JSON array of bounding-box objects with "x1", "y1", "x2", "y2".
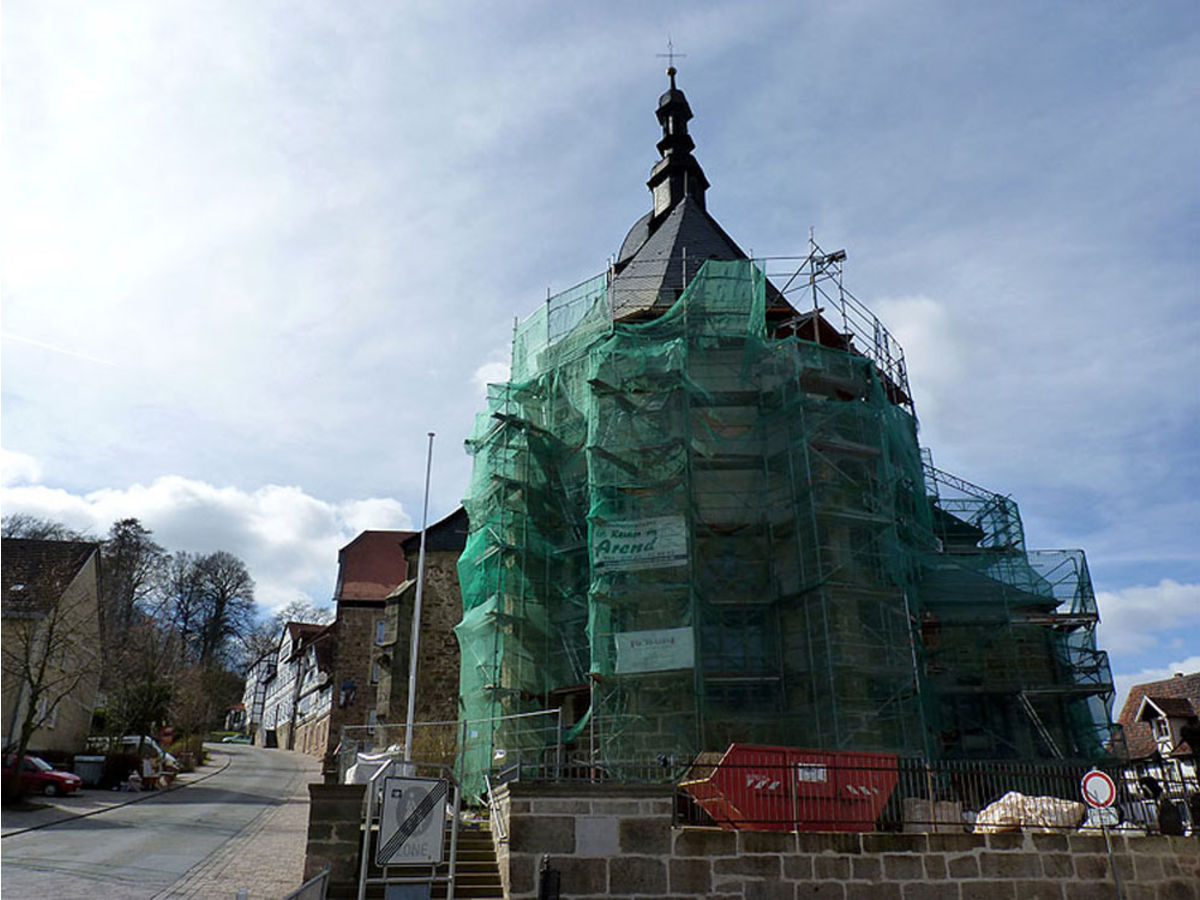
[
  {"x1": 344, "y1": 819, "x2": 503, "y2": 899},
  {"x1": 430, "y1": 820, "x2": 504, "y2": 899}
]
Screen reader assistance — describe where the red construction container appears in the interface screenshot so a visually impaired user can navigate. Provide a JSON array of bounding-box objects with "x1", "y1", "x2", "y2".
[{"x1": 680, "y1": 744, "x2": 899, "y2": 832}]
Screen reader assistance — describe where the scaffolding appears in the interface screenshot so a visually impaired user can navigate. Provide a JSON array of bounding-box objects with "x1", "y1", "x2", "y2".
[
  {"x1": 919, "y1": 461, "x2": 1120, "y2": 760},
  {"x1": 455, "y1": 251, "x2": 1120, "y2": 796}
]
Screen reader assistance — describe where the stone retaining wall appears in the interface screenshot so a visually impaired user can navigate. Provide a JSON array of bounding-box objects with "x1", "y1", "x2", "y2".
[
  {"x1": 496, "y1": 783, "x2": 1200, "y2": 900},
  {"x1": 304, "y1": 782, "x2": 365, "y2": 895},
  {"x1": 293, "y1": 710, "x2": 331, "y2": 759},
  {"x1": 301, "y1": 781, "x2": 1200, "y2": 899}
]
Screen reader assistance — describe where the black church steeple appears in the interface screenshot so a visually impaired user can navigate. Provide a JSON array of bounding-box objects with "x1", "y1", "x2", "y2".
[
  {"x1": 647, "y1": 67, "x2": 710, "y2": 224},
  {"x1": 611, "y1": 67, "x2": 754, "y2": 317}
]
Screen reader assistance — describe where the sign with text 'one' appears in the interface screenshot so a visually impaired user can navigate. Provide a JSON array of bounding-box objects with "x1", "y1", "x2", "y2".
[
  {"x1": 615, "y1": 626, "x2": 695, "y2": 674},
  {"x1": 377, "y1": 776, "x2": 447, "y2": 866},
  {"x1": 592, "y1": 516, "x2": 688, "y2": 573}
]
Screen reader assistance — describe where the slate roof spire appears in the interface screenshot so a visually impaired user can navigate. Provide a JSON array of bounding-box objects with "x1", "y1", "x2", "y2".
[
  {"x1": 648, "y1": 66, "x2": 710, "y2": 224},
  {"x1": 610, "y1": 68, "x2": 750, "y2": 317}
]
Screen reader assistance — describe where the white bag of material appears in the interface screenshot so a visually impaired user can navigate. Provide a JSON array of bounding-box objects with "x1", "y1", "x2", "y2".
[
  {"x1": 345, "y1": 747, "x2": 408, "y2": 784},
  {"x1": 973, "y1": 791, "x2": 1086, "y2": 834}
]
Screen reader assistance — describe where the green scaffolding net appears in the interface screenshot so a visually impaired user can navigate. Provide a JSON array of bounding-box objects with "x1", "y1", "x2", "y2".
[{"x1": 455, "y1": 259, "x2": 1119, "y2": 795}]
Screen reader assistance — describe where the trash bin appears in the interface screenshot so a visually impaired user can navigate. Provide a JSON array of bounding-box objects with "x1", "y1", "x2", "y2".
[{"x1": 73, "y1": 755, "x2": 105, "y2": 787}]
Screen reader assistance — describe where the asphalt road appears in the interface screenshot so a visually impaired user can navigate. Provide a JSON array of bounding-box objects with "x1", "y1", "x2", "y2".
[{"x1": 0, "y1": 743, "x2": 318, "y2": 899}]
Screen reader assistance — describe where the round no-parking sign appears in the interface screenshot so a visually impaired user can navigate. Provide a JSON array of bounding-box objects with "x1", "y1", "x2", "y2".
[{"x1": 1080, "y1": 769, "x2": 1117, "y2": 808}]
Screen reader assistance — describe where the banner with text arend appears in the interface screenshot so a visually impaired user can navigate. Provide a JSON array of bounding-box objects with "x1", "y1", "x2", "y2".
[{"x1": 591, "y1": 515, "x2": 688, "y2": 573}]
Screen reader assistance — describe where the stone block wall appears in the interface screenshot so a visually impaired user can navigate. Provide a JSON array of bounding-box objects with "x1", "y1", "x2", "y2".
[
  {"x1": 294, "y1": 710, "x2": 330, "y2": 759},
  {"x1": 407, "y1": 548, "x2": 463, "y2": 725},
  {"x1": 380, "y1": 547, "x2": 463, "y2": 727},
  {"x1": 496, "y1": 783, "x2": 1200, "y2": 900},
  {"x1": 325, "y1": 602, "x2": 387, "y2": 771},
  {"x1": 304, "y1": 783, "x2": 365, "y2": 897},
  {"x1": 276, "y1": 721, "x2": 293, "y2": 752}
]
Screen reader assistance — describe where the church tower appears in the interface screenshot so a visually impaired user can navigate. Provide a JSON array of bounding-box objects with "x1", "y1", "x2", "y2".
[{"x1": 454, "y1": 70, "x2": 1119, "y2": 796}]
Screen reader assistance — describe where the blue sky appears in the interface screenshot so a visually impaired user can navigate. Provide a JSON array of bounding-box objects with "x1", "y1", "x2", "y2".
[{"x1": 2, "y1": 1, "x2": 1197, "y2": 712}]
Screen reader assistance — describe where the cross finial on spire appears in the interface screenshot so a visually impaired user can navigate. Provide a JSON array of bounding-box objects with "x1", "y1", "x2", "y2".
[{"x1": 656, "y1": 38, "x2": 686, "y2": 86}]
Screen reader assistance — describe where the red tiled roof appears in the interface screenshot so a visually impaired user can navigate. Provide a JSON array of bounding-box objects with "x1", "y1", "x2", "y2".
[
  {"x1": 285, "y1": 620, "x2": 334, "y2": 661},
  {"x1": 1117, "y1": 671, "x2": 1200, "y2": 759},
  {"x1": 336, "y1": 531, "x2": 416, "y2": 600},
  {"x1": 1138, "y1": 696, "x2": 1198, "y2": 720}
]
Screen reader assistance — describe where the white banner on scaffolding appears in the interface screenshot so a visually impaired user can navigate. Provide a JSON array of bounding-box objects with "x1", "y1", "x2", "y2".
[
  {"x1": 615, "y1": 626, "x2": 695, "y2": 674},
  {"x1": 592, "y1": 516, "x2": 688, "y2": 573}
]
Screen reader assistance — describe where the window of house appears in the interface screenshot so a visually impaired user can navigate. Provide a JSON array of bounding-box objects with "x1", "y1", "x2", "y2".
[
  {"x1": 371, "y1": 661, "x2": 380, "y2": 684},
  {"x1": 367, "y1": 708, "x2": 377, "y2": 730},
  {"x1": 376, "y1": 619, "x2": 387, "y2": 644},
  {"x1": 1153, "y1": 717, "x2": 1171, "y2": 743}
]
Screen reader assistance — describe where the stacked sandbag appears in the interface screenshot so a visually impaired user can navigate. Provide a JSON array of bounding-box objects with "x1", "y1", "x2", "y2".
[{"x1": 973, "y1": 791, "x2": 1086, "y2": 833}]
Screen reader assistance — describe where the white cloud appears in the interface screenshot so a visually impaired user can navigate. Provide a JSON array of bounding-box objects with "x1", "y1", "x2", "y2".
[
  {"x1": 1, "y1": 448, "x2": 42, "y2": 486},
  {"x1": 1112, "y1": 655, "x2": 1200, "y2": 720},
  {"x1": 1, "y1": 470, "x2": 410, "y2": 614},
  {"x1": 473, "y1": 360, "x2": 511, "y2": 396},
  {"x1": 1, "y1": 1, "x2": 1196, "y2": 686},
  {"x1": 339, "y1": 498, "x2": 414, "y2": 540},
  {"x1": 1096, "y1": 580, "x2": 1200, "y2": 656},
  {"x1": 872, "y1": 295, "x2": 962, "y2": 420}
]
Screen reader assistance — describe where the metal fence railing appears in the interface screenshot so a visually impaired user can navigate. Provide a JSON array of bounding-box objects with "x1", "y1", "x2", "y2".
[
  {"x1": 335, "y1": 709, "x2": 565, "y2": 786},
  {"x1": 490, "y1": 754, "x2": 687, "y2": 787},
  {"x1": 484, "y1": 773, "x2": 508, "y2": 842},
  {"x1": 479, "y1": 743, "x2": 1198, "y2": 835},
  {"x1": 336, "y1": 719, "x2": 463, "y2": 782},
  {"x1": 281, "y1": 866, "x2": 329, "y2": 900},
  {"x1": 670, "y1": 751, "x2": 1199, "y2": 835},
  {"x1": 334, "y1": 709, "x2": 1198, "y2": 836}
]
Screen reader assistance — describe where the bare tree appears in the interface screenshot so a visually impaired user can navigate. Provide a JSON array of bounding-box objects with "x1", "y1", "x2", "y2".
[
  {"x1": 1, "y1": 514, "x2": 91, "y2": 541},
  {"x1": 105, "y1": 618, "x2": 179, "y2": 743},
  {"x1": 194, "y1": 552, "x2": 256, "y2": 666},
  {"x1": 172, "y1": 663, "x2": 243, "y2": 746},
  {"x1": 234, "y1": 599, "x2": 332, "y2": 675},
  {"x1": 237, "y1": 618, "x2": 280, "y2": 675},
  {"x1": 161, "y1": 552, "x2": 207, "y2": 664},
  {"x1": 271, "y1": 599, "x2": 335, "y2": 627},
  {"x1": 2, "y1": 541, "x2": 101, "y2": 801},
  {"x1": 99, "y1": 519, "x2": 166, "y2": 653}
]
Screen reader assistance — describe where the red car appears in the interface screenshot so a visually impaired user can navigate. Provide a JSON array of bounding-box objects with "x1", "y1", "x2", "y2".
[{"x1": 2, "y1": 754, "x2": 83, "y2": 796}]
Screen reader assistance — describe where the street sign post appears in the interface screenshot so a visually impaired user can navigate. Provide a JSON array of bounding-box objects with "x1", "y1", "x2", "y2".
[
  {"x1": 358, "y1": 762, "x2": 460, "y2": 900},
  {"x1": 376, "y1": 776, "x2": 448, "y2": 867},
  {"x1": 1080, "y1": 769, "x2": 1117, "y2": 808},
  {"x1": 1080, "y1": 769, "x2": 1123, "y2": 900}
]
